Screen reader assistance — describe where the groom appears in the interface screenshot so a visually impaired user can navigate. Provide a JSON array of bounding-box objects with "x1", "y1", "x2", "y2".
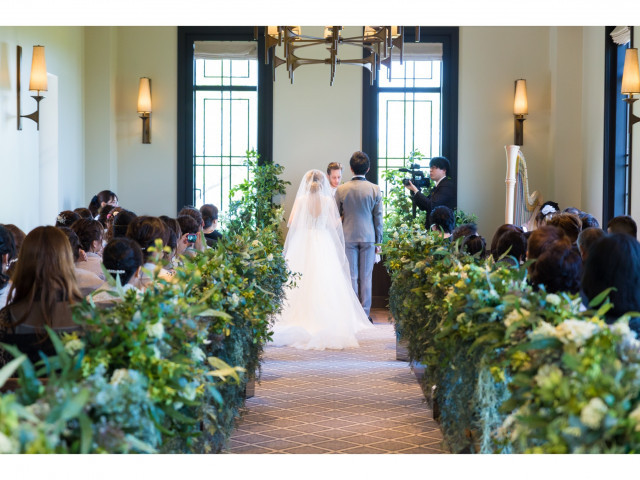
[{"x1": 335, "y1": 151, "x2": 383, "y2": 322}]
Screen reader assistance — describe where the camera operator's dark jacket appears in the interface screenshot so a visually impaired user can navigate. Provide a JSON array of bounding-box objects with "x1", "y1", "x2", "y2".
[{"x1": 410, "y1": 177, "x2": 456, "y2": 229}]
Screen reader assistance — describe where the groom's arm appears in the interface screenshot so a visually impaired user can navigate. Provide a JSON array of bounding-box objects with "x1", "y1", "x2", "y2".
[{"x1": 372, "y1": 187, "x2": 383, "y2": 245}]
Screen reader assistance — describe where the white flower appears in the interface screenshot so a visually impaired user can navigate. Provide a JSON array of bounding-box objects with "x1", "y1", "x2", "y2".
[
  {"x1": 629, "y1": 405, "x2": 640, "y2": 432},
  {"x1": 610, "y1": 320, "x2": 635, "y2": 341},
  {"x1": 64, "y1": 338, "x2": 85, "y2": 356},
  {"x1": 534, "y1": 364, "x2": 563, "y2": 390},
  {"x1": 146, "y1": 321, "x2": 165, "y2": 339},
  {"x1": 0, "y1": 432, "x2": 15, "y2": 454},
  {"x1": 230, "y1": 293, "x2": 240, "y2": 307},
  {"x1": 110, "y1": 369, "x2": 130, "y2": 386},
  {"x1": 266, "y1": 254, "x2": 274, "y2": 262},
  {"x1": 580, "y1": 397, "x2": 608, "y2": 430},
  {"x1": 190, "y1": 346, "x2": 206, "y2": 363},
  {"x1": 181, "y1": 383, "x2": 197, "y2": 401},
  {"x1": 555, "y1": 319, "x2": 599, "y2": 347},
  {"x1": 251, "y1": 240, "x2": 261, "y2": 247},
  {"x1": 529, "y1": 321, "x2": 558, "y2": 341},
  {"x1": 504, "y1": 309, "x2": 529, "y2": 328},
  {"x1": 545, "y1": 294, "x2": 561, "y2": 306}
]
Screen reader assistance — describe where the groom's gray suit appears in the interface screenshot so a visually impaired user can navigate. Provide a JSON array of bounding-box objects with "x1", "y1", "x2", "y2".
[{"x1": 335, "y1": 176, "x2": 383, "y2": 317}]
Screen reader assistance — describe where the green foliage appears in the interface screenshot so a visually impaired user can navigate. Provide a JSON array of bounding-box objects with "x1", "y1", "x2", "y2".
[{"x1": 385, "y1": 220, "x2": 640, "y2": 453}]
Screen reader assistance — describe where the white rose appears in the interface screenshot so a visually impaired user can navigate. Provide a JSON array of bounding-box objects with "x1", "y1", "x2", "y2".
[
  {"x1": 580, "y1": 397, "x2": 608, "y2": 430},
  {"x1": 190, "y1": 346, "x2": 206, "y2": 363},
  {"x1": 545, "y1": 294, "x2": 561, "y2": 306},
  {"x1": 146, "y1": 321, "x2": 165, "y2": 339},
  {"x1": 556, "y1": 319, "x2": 599, "y2": 347},
  {"x1": 266, "y1": 254, "x2": 274, "y2": 262},
  {"x1": 529, "y1": 321, "x2": 559, "y2": 341},
  {"x1": 110, "y1": 369, "x2": 130, "y2": 386},
  {"x1": 64, "y1": 338, "x2": 85, "y2": 356},
  {"x1": 504, "y1": 309, "x2": 529, "y2": 328}
]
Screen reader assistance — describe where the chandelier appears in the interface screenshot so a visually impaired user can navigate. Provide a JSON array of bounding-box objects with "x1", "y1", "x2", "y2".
[{"x1": 254, "y1": 26, "x2": 418, "y2": 85}]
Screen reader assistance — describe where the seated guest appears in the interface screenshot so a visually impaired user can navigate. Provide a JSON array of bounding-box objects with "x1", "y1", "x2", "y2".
[
  {"x1": 429, "y1": 206, "x2": 455, "y2": 238},
  {"x1": 55, "y1": 210, "x2": 80, "y2": 228},
  {"x1": 177, "y1": 215, "x2": 203, "y2": 258},
  {"x1": 607, "y1": 215, "x2": 637, "y2": 238},
  {"x1": 451, "y1": 223, "x2": 478, "y2": 244},
  {"x1": 1, "y1": 224, "x2": 25, "y2": 277},
  {"x1": 563, "y1": 207, "x2": 582, "y2": 215},
  {"x1": 0, "y1": 226, "x2": 83, "y2": 367},
  {"x1": 582, "y1": 234, "x2": 640, "y2": 334},
  {"x1": 88, "y1": 190, "x2": 118, "y2": 219},
  {"x1": 546, "y1": 212, "x2": 582, "y2": 244},
  {"x1": 529, "y1": 243, "x2": 582, "y2": 294},
  {"x1": 534, "y1": 201, "x2": 560, "y2": 228},
  {"x1": 160, "y1": 216, "x2": 187, "y2": 268},
  {"x1": 90, "y1": 238, "x2": 143, "y2": 305},
  {"x1": 200, "y1": 204, "x2": 223, "y2": 247},
  {"x1": 579, "y1": 212, "x2": 600, "y2": 229},
  {"x1": 577, "y1": 227, "x2": 606, "y2": 262},
  {"x1": 461, "y1": 234, "x2": 486, "y2": 258},
  {"x1": 71, "y1": 218, "x2": 105, "y2": 280},
  {"x1": 126, "y1": 216, "x2": 174, "y2": 287},
  {"x1": 526, "y1": 225, "x2": 570, "y2": 261},
  {"x1": 178, "y1": 206, "x2": 206, "y2": 252},
  {"x1": 74, "y1": 207, "x2": 93, "y2": 219},
  {"x1": 58, "y1": 227, "x2": 103, "y2": 296},
  {"x1": 495, "y1": 230, "x2": 527, "y2": 265},
  {"x1": 112, "y1": 209, "x2": 137, "y2": 238},
  {"x1": 490, "y1": 224, "x2": 524, "y2": 260},
  {"x1": 0, "y1": 226, "x2": 17, "y2": 308},
  {"x1": 97, "y1": 204, "x2": 117, "y2": 230}
]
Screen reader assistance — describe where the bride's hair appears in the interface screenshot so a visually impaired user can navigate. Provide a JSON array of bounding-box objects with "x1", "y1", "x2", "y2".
[{"x1": 306, "y1": 170, "x2": 325, "y2": 194}]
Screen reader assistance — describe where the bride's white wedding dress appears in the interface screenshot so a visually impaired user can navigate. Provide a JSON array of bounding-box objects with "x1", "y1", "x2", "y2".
[{"x1": 271, "y1": 170, "x2": 373, "y2": 350}]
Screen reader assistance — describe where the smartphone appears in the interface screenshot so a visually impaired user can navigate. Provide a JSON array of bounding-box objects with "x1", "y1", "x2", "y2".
[{"x1": 187, "y1": 233, "x2": 197, "y2": 243}]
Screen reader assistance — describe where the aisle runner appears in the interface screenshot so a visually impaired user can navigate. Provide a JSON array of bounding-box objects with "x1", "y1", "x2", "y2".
[{"x1": 226, "y1": 315, "x2": 446, "y2": 454}]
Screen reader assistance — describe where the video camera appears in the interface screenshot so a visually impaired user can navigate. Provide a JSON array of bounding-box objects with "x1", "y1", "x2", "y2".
[{"x1": 400, "y1": 163, "x2": 430, "y2": 189}]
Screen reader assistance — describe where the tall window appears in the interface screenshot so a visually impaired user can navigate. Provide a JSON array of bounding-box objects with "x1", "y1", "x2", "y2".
[
  {"x1": 194, "y1": 53, "x2": 258, "y2": 212},
  {"x1": 362, "y1": 27, "x2": 459, "y2": 206},
  {"x1": 177, "y1": 27, "x2": 272, "y2": 213}
]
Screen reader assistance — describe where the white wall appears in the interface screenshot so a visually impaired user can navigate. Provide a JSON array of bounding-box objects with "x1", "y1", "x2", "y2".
[
  {"x1": 273, "y1": 26, "x2": 363, "y2": 222},
  {"x1": 0, "y1": 26, "x2": 85, "y2": 233}
]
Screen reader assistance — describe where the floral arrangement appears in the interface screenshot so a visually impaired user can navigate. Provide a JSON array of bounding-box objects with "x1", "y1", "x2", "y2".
[{"x1": 385, "y1": 221, "x2": 640, "y2": 453}]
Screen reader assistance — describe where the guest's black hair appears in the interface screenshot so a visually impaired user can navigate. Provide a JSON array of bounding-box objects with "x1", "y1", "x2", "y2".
[
  {"x1": 178, "y1": 206, "x2": 203, "y2": 228},
  {"x1": 70, "y1": 218, "x2": 104, "y2": 253},
  {"x1": 607, "y1": 215, "x2": 637, "y2": 238},
  {"x1": 102, "y1": 237, "x2": 143, "y2": 285},
  {"x1": 200, "y1": 204, "x2": 219, "y2": 229},
  {"x1": 160, "y1": 216, "x2": 182, "y2": 239},
  {"x1": 89, "y1": 190, "x2": 118, "y2": 218},
  {"x1": 461, "y1": 234, "x2": 486, "y2": 258},
  {"x1": 577, "y1": 227, "x2": 606, "y2": 260},
  {"x1": 55, "y1": 210, "x2": 81, "y2": 228},
  {"x1": 57, "y1": 226, "x2": 82, "y2": 262},
  {"x1": 113, "y1": 210, "x2": 137, "y2": 238},
  {"x1": 177, "y1": 215, "x2": 199, "y2": 236},
  {"x1": 451, "y1": 223, "x2": 478, "y2": 243},
  {"x1": 582, "y1": 234, "x2": 640, "y2": 321},
  {"x1": 429, "y1": 156, "x2": 451, "y2": 176},
  {"x1": 126, "y1": 216, "x2": 169, "y2": 262},
  {"x1": 490, "y1": 224, "x2": 524, "y2": 259},
  {"x1": 0, "y1": 225, "x2": 16, "y2": 290},
  {"x1": 495, "y1": 229, "x2": 527, "y2": 263},
  {"x1": 563, "y1": 207, "x2": 582, "y2": 215},
  {"x1": 74, "y1": 207, "x2": 93, "y2": 219},
  {"x1": 530, "y1": 243, "x2": 582, "y2": 294},
  {"x1": 349, "y1": 151, "x2": 370, "y2": 175},
  {"x1": 97, "y1": 204, "x2": 116, "y2": 228},
  {"x1": 579, "y1": 212, "x2": 600, "y2": 229},
  {"x1": 430, "y1": 206, "x2": 455, "y2": 234}
]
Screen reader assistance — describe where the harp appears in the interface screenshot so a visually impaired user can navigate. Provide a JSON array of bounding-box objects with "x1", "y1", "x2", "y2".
[{"x1": 505, "y1": 145, "x2": 542, "y2": 231}]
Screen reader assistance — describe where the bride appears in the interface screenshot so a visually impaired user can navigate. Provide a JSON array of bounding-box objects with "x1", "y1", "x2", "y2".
[{"x1": 271, "y1": 170, "x2": 373, "y2": 350}]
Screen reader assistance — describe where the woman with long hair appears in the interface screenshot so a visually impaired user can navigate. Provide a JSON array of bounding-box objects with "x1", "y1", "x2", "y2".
[{"x1": 0, "y1": 226, "x2": 83, "y2": 366}]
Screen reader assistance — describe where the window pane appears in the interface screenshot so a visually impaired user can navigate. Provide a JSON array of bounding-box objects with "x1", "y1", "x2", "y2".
[
  {"x1": 379, "y1": 60, "x2": 441, "y2": 89},
  {"x1": 195, "y1": 58, "x2": 258, "y2": 87}
]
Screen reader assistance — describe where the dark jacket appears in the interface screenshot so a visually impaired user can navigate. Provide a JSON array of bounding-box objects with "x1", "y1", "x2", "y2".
[{"x1": 411, "y1": 177, "x2": 456, "y2": 228}]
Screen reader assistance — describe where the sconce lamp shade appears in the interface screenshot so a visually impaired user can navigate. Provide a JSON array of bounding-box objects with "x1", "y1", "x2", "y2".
[
  {"x1": 514, "y1": 79, "x2": 528, "y2": 115},
  {"x1": 29, "y1": 45, "x2": 48, "y2": 93},
  {"x1": 622, "y1": 48, "x2": 640, "y2": 95},
  {"x1": 137, "y1": 77, "x2": 152, "y2": 113}
]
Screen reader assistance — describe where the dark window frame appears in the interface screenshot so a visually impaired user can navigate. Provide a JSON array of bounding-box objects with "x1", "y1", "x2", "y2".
[
  {"x1": 362, "y1": 27, "x2": 459, "y2": 197},
  {"x1": 177, "y1": 26, "x2": 273, "y2": 211},
  {"x1": 603, "y1": 26, "x2": 633, "y2": 226}
]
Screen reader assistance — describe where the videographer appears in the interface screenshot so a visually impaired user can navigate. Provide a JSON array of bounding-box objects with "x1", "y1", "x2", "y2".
[{"x1": 404, "y1": 156, "x2": 456, "y2": 230}]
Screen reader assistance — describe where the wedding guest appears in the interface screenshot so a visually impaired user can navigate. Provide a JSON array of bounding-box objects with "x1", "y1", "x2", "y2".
[
  {"x1": 326, "y1": 161, "x2": 343, "y2": 196},
  {"x1": 579, "y1": 212, "x2": 600, "y2": 229},
  {"x1": 112, "y1": 209, "x2": 137, "y2": 238},
  {"x1": 546, "y1": 212, "x2": 582, "y2": 244},
  {"x1": 58, "y1": 227, "x2": 103, "y2": 296},
  {"x1": 495, "y1": 230, "x2": 527, "y2": 265},
  {"x1": 529, "y1": 243, "x2": 582, "y2": 294},
  {"x1": 534, "y1": 201, "x2": 560, "y2": 228},
  {"x1": 607, "y1": 215, "x2": 637, "y2": 238},
  {"x1": 0, "y1": 226, "x2": 83, "y2": 367},
  {"x1": 429, "y1": 206, "x2": 455, "y2": 238},
  {"x1": 74, "y1": 207, "x2": 93, "y2": 219},
  {"x1": 577, "y1": 227, "x2": 606, "y2": 262},
  {"x1": 582, "y1": 234, "x2": 640, "y2": 334},
  {"x1": 97, "y1": 204, "x2": 117, "y2": 229},
  {"x1": 461, "y1": 234, "x2": 486, "y2": 258},
  {"x1": 489, "y1": 224, "x2": 524, "y2": 260},
  {"x1": 71, "y1": 218, "x2": 105, "y2": 280},
  {"x1": 0, "y1": 226, "x2": 16, "y2": 308},
  {"x1": 177, "y1": 215, "x2": 202, "y2": 258},
  {"x1": 90, "y1": 238, "x2": 143, "y2": 305},
  {"x1": 88, "y1": 190, "x2": 118, "y2": 219},
  {"x1": 178, "y1": 206, "x2": 206, "y2": 252},
  {"x1": 55, "y1": 210, "x2": 80, "y2": 228},
  {"x1": 102, "y1": 206, "x2": 124, "y2": 244},
  {"x1": 526, "y1": 225, "x2": 570, "y2": 261},
  {"x1": 200, "y1": 204, "x2": 223, "y2": 247},
  {"x1": 563, "y1": 207, "x2": 582, "y2": 216},
  {"x1": 451, "y1": 223, "x2": 478, "y2": 244},
  {"x1": 126, "y1": 216, "x2": 174, "y2": 287}
]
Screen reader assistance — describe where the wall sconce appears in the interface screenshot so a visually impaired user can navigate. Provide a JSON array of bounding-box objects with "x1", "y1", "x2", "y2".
[
  {"x1": 137, "y1": 77, "x2": 152, "y2": 144},
  {"x1": 16, "y1": 45, "x2": 48, "y2": 131},
  {"x1": 513, "y1": 79, "x2": 528, "y2": 146},
  {"x1": 621, "y1": 47, "x2": 640, "y2": 133}
]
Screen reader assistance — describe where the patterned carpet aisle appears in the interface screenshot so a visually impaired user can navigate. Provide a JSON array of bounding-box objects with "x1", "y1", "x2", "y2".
[{"x1": 226, "y1": 309, "x2": 447, "y2": 454}]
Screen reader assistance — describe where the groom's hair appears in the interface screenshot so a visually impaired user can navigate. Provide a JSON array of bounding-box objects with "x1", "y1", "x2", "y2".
[{"x1": 350, "y1": 151, "x2": 370, "y2": 175}]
